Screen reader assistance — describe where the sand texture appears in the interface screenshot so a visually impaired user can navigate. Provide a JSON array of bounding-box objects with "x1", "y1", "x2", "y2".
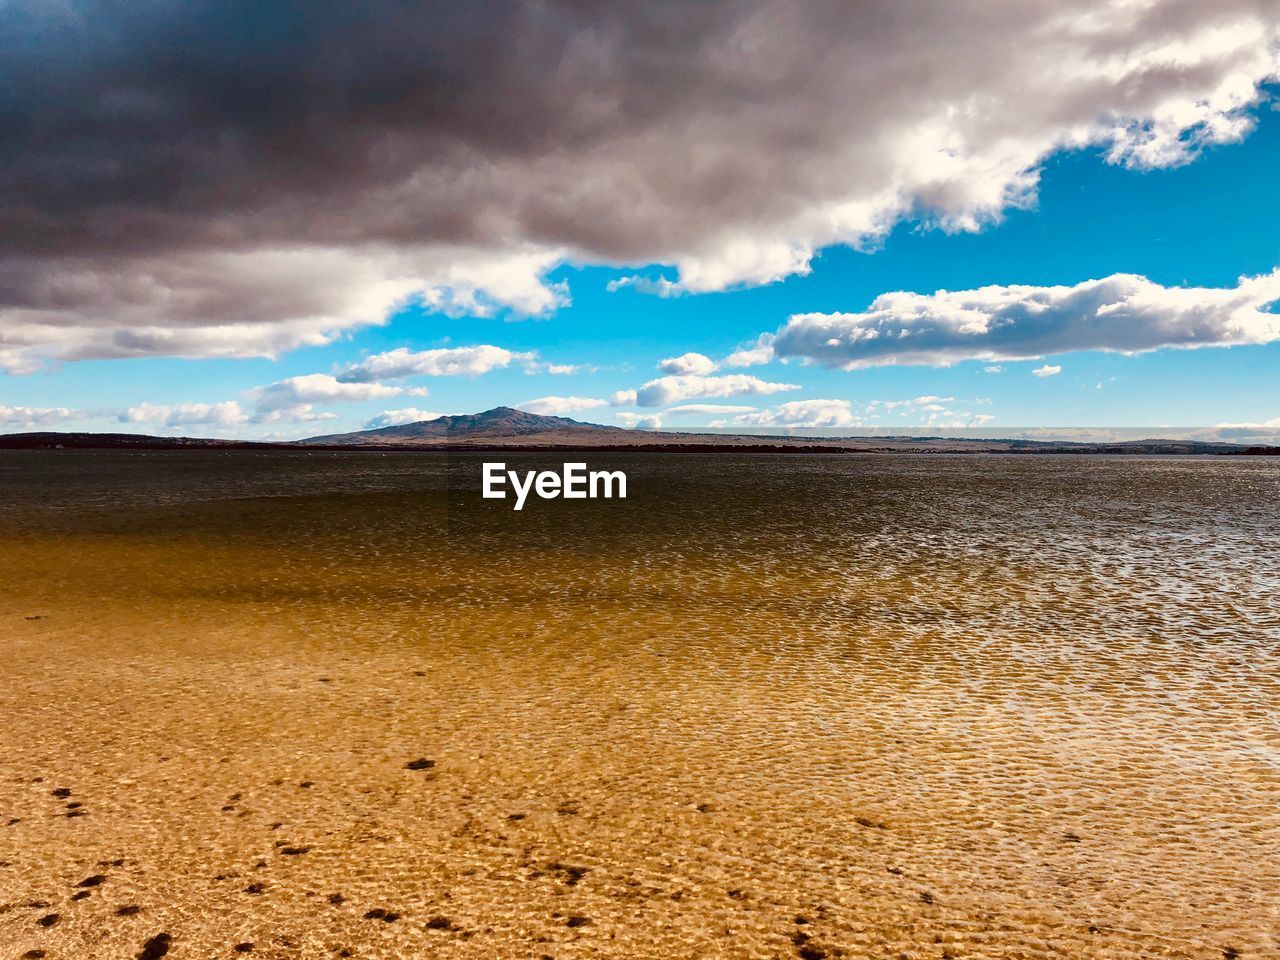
[{"x1": 2, "y1": 451, "x2": 1278, "y2": 959}]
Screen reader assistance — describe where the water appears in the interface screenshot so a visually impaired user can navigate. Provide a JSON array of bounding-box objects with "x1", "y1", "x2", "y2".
[{"x1": 1, "y1": 451, "x2": 1278, "y2": 959}]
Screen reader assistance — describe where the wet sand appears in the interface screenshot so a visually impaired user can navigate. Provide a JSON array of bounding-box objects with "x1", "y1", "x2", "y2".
[{"x1": 2, "y1": 451, "x2": 1278, "y2": 959}]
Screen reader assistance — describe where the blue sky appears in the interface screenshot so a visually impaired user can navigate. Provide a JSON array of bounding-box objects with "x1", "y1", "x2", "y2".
[
  {"x1": 2, "y1": 3, "x2": 1278, "y2": 439},
  {"x1": 9, "y1": 109, "x2": 1279, "y2": 438}
]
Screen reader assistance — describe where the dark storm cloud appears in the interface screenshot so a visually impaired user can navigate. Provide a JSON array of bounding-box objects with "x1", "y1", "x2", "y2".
[
  {"x1": 1, "y1": 0, "x2": 748, "y2": 256},
  {"x1": 1, "y1": 0, "x2": 1278, "y2": 371}
]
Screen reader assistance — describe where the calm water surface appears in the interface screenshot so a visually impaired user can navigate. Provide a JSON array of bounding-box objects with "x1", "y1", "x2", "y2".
[{"x1": 1, "y1": 451, "x2": 1278, "y2": 959}]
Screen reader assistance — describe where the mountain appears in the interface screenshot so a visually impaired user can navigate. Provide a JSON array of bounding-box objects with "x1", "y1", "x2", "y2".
[
  {"x1": 0, "y1": 409, "x2": 1263, "y2": 454},
  {"x1": 300, "y1": 406, "x2": 623, "y2": 445},
  {"x1": 296, "y1": 409, "x2": 1254, "y2": 454}
]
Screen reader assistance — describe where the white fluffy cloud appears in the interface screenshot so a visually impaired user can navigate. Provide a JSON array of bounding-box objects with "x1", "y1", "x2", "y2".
[
  {"x1": 524, "y1": 361, "x2": 583, "y2": 376},
  {"x1": 1204, "y1": 417, "x2": 1280, "y2": 444},
  {"x1": 339, "y1": 345, "x2": 536, "y2": 382},
  {"x1": 719, "y1": 399, "x2": 861, "y2": 428},
  {"x1": 616, "y1": 412, "x2": 666, "y2": 430},
  {"x1": 0, "y1": 404, "x2": 82, "y2": 427},
  {"x1": 123, "y1": 401, "x2": 248, "y2": 427},
  {"x1": 250, "y1": 374, "x2": 403, "y2": 423},
  {"x1": 722, "y1": 336, "x2": 779, "y2": 368},
  {"x1": 1214, "y1": 416, "x2": 1280, "y2": 429},
  {"x1": 3, "y1": 2, "x2": 1277, "y2": 369},
  {"x1": 514, "y1": 396, "x2": 608, "y2": 416},
  {"x1": 867, "y1": 396, "x2": 955, "y2": 412},
  {"x1": 663, "y1": 404, "x2": 759, "y2": 416},
  {"x1": 863, "y1": 395, "x2": 995, "y2": 427},
  {"x1": 657, "y1": 352, "x2": 718, "y2": 376},
  {"x1": 257, "y1": 407, "x2": 339, "y2": 424},
  {"x1": 0, "y1": 246, "x2": 566, "y2": 374},
  {"x1": 765, "y1": 270, "x2": 1280, "y2": 368},
  {"x1": 629, "y1": 374, "x2": 800, "y2": 407},
  {"x1": 363, "y1": 408, "x2": 444, "y2": 429},
  {"x1": 1032, "y1": 364, "x2": 1063, "y2": 377},
  {"x1": 607, "y1": 276, "x2": 683, "y2": 298},
  {"x1": 599, "y1": 3, "x2": 1280, "y2": 296}
]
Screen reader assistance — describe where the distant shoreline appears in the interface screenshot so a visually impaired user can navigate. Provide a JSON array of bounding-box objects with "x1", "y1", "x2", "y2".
[{"x1": 1, "y1": 431, "x2": 1277, "y2": 456}]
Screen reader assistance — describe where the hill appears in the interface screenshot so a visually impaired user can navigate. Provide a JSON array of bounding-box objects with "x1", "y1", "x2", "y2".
[
  {"x1": 0, "y1": 409, "x2": 1261, "y2": 455},
  {"x1": 297, "y1": 409, "x2": 1248, "y2": 454},
  {"x1": 301, "y1": 407, "x2": 622, "y2": 445}
]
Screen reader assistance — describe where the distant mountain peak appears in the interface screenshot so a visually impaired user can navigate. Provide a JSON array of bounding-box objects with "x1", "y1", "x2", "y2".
[{"x1": 300, "y1": 406, "x2": 617, "y2": 445}]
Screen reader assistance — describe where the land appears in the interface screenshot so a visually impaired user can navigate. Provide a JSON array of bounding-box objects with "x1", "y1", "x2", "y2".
[{"x1": 0, "y1": 407, "x2": 1272, "y2": 454}]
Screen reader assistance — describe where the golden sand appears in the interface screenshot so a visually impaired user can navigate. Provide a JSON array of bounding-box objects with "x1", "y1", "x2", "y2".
[{"x1": 1, "y1": 452, "x2": 1278, "y2": 959}]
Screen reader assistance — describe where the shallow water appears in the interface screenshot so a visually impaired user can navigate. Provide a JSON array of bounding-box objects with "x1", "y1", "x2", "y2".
[{"x1": 1, "y1": 451, "x2": 1278, "y2": 959}]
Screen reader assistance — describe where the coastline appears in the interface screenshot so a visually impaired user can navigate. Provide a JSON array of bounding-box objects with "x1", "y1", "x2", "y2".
[{"x1": 1, "y1": 430, "x2": 1273, "y2": 456}]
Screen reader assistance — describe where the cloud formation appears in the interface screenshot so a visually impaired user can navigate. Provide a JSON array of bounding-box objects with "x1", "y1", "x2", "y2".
[
  {"x1": 339, "y1": 346, "x2": 535, "y2": 383},
  {"x1": 514, "y1": 396, "x2": 608, "y2": 416},
  {"x1": 625, "y1": 374, "x2": 800, "y2": 408},
  {"x1": 615, "y1": 412, "x2": 666, "y2": 430},
  {"x1": 0, "y1": 404, "x2": 81, "y2": 426},
  {"x1": 867, "y1": 396, "x2": 955, "y2": 412},
  {"x1": 248, "y1": 374, "x2": 403, "y2": 423},
  {"x1": 722, "y1": 336, "x2": 778, "y2": 368},
  {"x1": 865, "y1": 396, "x2": 995, "y2": 428},
  {"x1": 363, "y1": 408, "x2": 443, "y2": 429},
  {"x1": 0, "y1": 246, "x2": 565, "y2": 374},
  {"x1": 1032, "y1": 364, "x2": 1063, "y2": 377},
  {"x1": 607, "y1": 276, "x2": 683, "y2": 298},
  {"x1": 123, "y1": 401, "x2": 248, "y2": 427},
  {"x1": 657, "y1": 353, "x2": 718, "y2": 376},
  {"x1": 720, "y1": 399, "x2": 861, "y2": 428},
  {"x1": 2, "y1": 1, "x2": 1276, "y2": 370},
  {"x1": 1204, "y1": 416, "x2": 1280, "y2": 443},
  {"x1": 763, "y1": 270, "x2": 1280, "y2": 368},
  {"x1": 525, "y1": 361, "x2": 583, "y2": 376},
  {"x1": 663, "y1": 404, "x2": 759, "y2": 416},
  {"x1": 709, "y1": 396, "x2": 999, "y2": 430}
]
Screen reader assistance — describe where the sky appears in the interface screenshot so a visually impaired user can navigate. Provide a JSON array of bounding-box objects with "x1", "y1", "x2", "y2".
[{"x1": 2, "y1": 1, "x2": 1279, "y2": 441}]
